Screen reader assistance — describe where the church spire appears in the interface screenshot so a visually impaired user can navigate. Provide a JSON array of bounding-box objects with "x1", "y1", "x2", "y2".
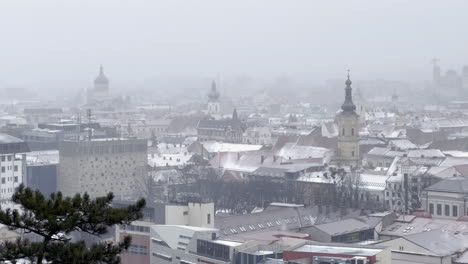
[
  {"x1": 232, "y1": 108, "x2": 238, "y2": 120},
  {"x1": 341, "y1": 70, "x2": 356, "y2": 113},
  {"x1": 208, "y1": 80, "x2": 220, "y2": 101}
]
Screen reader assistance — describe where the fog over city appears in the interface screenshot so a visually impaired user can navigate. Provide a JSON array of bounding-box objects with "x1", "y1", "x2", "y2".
[
  {"x1": 2, "y1": 1, "x2": 468, "y2": 264},
  {"x1": 1, "y1": 0, "x2": 468, "y2": 100}
]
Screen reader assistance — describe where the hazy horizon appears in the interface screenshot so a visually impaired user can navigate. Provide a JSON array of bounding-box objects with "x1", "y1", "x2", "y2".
[{"x1": 1, "y1": 0, "x2": 467, "y2": 93}]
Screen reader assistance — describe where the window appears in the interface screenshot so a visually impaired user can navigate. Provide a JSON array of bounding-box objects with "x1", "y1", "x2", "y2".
[
  {"x1": 351, "y1": 128, "x2": 355, "y2": 136},
  {"x1": 1, "y1": 167, "x2": 4, "y2": 173},
  {"x1": 207, "y1": 214, "x2": 211, "y2": 224},
  {"x1": 429, "y1": 203, "x2": 434, "y2": 214},
  {"x1": 14, "y1": 165, "x2": 18, "y2": 172},
  {"x1": 152, "y1": 252, "x2": 172, "y2": 261},
  {"x1": 127, "y1": 245, "x2": 147, "y2": 255},
  {"x1": 376, "y1": 195, "x2": 380, "y2": 202},
  {"x1": 183, "y1": 211, "x2": 188, "y2": 216},
  {"x1": 437, "y1": 204, "x2": 442, "y2": 215},
  {"x1": 453, "y1": 206, "x2": 458, "y2": 217},
  {"x1": 445, "y1": 205, "x2": 450, "y2": 216},
  {"x1": 1, "y1": 178, "x2": 4, "y2": 184},
  {"x1": 399, "y1": 246, "x2": 404, "y2": 251},
  {"x1": 197, "y1": 240, "x2": 230, "y2": 261},
  {"x1": 7, "y1": 156, "x2": 11, "y2": 161},
  {"x1": 352, "y1": 151, "x2": 355, "y2": 157},
  {"x1": 0, "y1": 156, "x2": 4, "y2": 162},
  {"x1": 342, "y1": 128, "x2": 345, "y2": 136}
]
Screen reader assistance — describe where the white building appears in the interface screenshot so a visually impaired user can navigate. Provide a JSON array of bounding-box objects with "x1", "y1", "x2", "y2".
[
  {"x1": 242, "y1": 126, "x2": 273, "y2": 145},
  {"x1": 0, "y1": 134, "x2": 30, "y2": 206},
  {"x1": 422, "y1": 177, "x2": 468, "y2": 219},
  {"x1": 150, "y1": 225, "x2": 242, "y2": 264}
]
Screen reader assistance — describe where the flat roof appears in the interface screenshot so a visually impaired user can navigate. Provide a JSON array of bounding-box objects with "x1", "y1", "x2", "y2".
[
  {"x1": 0, "y1": 133, "x2": 23, "y2": 144},
  {"x1": 292, "y1": 244, "x2": 382, "y2": 256}
]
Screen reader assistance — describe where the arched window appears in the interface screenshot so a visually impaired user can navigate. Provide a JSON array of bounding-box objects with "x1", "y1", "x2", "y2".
[
  {"x1": 342, "y1": 128, "x2": 345, "y2": 136},
  {"x1": 351, "y1": 128, "x2": 355, "y2": 136}
]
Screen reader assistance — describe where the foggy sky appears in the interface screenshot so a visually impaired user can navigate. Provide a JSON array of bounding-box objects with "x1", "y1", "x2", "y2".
[{"x1": 1, "y1": 0, "x2": 467, "y2": 92}]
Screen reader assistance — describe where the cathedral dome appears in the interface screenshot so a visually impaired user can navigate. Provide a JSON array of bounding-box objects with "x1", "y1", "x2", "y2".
[{"x1": 94, "y1": 65, "x2": 109, "y2": 84}]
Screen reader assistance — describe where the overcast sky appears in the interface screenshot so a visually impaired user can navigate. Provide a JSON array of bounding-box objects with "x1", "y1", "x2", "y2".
[{"x1": 1, "y1": 0, "x2": 467, "y2": 92}]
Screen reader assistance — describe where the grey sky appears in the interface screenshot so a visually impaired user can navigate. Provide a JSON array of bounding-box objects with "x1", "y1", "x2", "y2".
[{"x1": 1, "y1": 0, "x2": 467, "y2": 92}]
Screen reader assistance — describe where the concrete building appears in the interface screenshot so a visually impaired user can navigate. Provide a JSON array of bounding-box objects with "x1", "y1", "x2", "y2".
[
  {"x1": 0, "y1": 133, "x2": 30, "y2": 206},
  {"x1": 150, "y1": 225, "x2": 242, "y2": 264},
  {"x1": 154, "y1": 202, "x2": 214, "y2": 228},
  {"x1": 26, "y1": 150, "x2": 59, "y2": 197},
  {"x1": 115, "y1": 200, "x2": 214, "y2": 264},
  {"x1": 336, "y1": 73, "x2": 360, "y2": 168},
  {"x1": 283, "y1": 242, "x2": 391, "y2": 264},
  {"x1": 377, "y1": 229, "x2": 468, "y2": 264},
  {"x1": 58, "y1": 138, "x2": 147, "y2": 199}
]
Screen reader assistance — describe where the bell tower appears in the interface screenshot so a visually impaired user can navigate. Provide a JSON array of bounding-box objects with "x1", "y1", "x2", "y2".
[
  {"x1": 207, "y1": 80, "x2": 221, "y2": 116},
  {"x1": 336, "y1": 71, "x2": 360, "y2": 168}
]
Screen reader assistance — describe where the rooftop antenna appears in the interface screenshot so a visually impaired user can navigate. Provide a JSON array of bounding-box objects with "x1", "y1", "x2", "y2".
[
  {"x1": 76, "y1": 110, "x2": 82, "y2": 141},
  {"x1": 87, "y1": 109, "x2": 92, "y2": 141}
]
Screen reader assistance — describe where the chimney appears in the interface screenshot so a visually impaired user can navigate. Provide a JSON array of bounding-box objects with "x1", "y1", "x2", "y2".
[{"x1": 261, "y1": 155, "x2": 265, "y2": 164}]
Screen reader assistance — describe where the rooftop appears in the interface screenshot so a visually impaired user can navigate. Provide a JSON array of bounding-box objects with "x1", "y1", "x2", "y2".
[
  {"x1": 426, "y1": 176, "x2": 468, "y2": 193},
  {"x1": 292, "y1": 244, "x2": 383, "y2": 256},
  {"x1": 0, "y1": 133, "x2": 23, "y2": 144}
]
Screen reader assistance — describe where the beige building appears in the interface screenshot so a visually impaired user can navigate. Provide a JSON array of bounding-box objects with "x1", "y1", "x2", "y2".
[
  {"x1": 336, "y1": 73, "x2": 360, "y2": 168},
  {"x1": 58, "y1": 138, "x2": 147, "y2": 199},
  {"x1": 154, "y1": 202, "x2": 215, "y2": 228}
]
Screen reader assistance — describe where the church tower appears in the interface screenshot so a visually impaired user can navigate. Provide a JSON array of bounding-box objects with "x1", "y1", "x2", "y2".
[
  {"x1": 336, "y1": 71, "x2": 360, "y2": 168},
  {"x1": 207, "y1": 80, "x2": 221, "y2": 116}
]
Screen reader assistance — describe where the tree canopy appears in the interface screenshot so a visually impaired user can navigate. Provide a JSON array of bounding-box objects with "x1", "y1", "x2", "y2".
[{"x1": 0, "y1": 185, "x2": 145, "y2": 264}]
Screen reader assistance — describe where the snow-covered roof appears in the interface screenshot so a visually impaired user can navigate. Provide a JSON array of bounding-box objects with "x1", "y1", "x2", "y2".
[
  {"x1": 202, "y1": 141, "x2": 263, "y2": 153},
  {"x1": 276, "y1": 143, "x2": 331, "y2": 160},
  {"x1": 359, "y1": 174, "x2": 389, "y2": 191}
]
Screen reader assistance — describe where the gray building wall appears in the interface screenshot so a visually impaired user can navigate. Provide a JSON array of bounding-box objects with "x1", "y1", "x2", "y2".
[{"x1": 58, "y1": 138, "x2": 147, "y2": 199}]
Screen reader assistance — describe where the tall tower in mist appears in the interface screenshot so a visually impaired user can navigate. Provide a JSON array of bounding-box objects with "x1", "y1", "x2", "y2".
[
  {"x1": 207, "y1": 80, "x2": 221, "y2": 116},
  {"x1": 336, "y1": 71, "x2": 360, "y2": 168},
  {"x1": 432, "y1": 59, "x2": 441, "y2": 94},
  {"x1": 87, "y1": 65, "x2": 110, "y2": 105}
]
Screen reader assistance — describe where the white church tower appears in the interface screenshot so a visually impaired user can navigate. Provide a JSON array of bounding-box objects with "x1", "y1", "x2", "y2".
[{"x1": 207, "y1": 80, "x2": 221, "y2": 116}]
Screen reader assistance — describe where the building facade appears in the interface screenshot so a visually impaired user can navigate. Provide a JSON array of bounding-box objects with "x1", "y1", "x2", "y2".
[
  {"x1": 197, "y1": 109, "x2": 245, "y2": 143},
  {"x1": 58, "y1": 138, "x2": 147, "y2": 199},
  {"x1": 336, "y1": 73, "x2": 360, "y2": 168},
  {"x1": 422, "y1": 177, "x2": 468, "y2": 219},
  {"x1": 0, "y1": 134, "x2": 30, "y2": 206}
]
